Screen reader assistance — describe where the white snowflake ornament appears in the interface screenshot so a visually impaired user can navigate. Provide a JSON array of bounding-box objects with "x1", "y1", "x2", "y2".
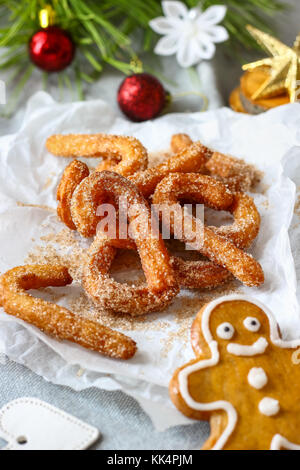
[{"x1": 149, "y1": 1, "x2": 229, "y2": 68}]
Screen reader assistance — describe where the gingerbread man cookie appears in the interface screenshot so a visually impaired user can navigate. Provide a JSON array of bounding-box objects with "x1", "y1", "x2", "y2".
[{"x1": 170, "y1": 295, "x2": 300, "y2": 450}]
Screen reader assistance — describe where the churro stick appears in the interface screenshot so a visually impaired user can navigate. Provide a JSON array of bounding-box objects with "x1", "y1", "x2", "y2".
[
  {"x1": 206, "y1": 151, "x2": 258, "y2": 192},
  {"x1": 170, "y1": 134, "x2": 259, "y2": 192},
  {"x1": 130, "y1": 141, "x2": 212, "y2": 198},
  {"x1": 0, "y1": 265, "x2": 137, "y2": 360},
  {"x1": 57, "y1": 160, "x2": 90, "y2": 230},
  {"x1": 170, "y1": 133, "x2": 193, "y2": 153},
  {"x1": 153, "y1": 173, "x2": 264, "y2": 288},
  {"x1": 46, "y1": 134, "x2": 148, "y2": 177}
]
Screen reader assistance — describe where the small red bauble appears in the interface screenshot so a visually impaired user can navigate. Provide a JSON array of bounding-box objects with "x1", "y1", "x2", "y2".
[
  {"x1": 117, "y1": 73, "x2": 167, "y2": 122},
  {"x1": 29, "y1": 26, "x2": 75, "y2": 72}
]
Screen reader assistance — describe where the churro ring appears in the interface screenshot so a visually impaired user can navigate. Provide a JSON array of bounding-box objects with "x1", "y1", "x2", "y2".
[
  {"x1": 153, "y1": 173, "x2": 264, "y2": 287},
  {"x1": 70, "y1": 170, "x2": 146, "y2": 239},
  {"x1": 46, "y1": 134, "x2": 148, "y2": 177},
  {"x1": 154, "y1": 173, "x2": 260, "y2": 249},
  {"x1": 84, "y1": 235, "x2": 179, "y2": 316},
  {"x1": 76, "y1": 171, "x2": 178, "y2": 315},
  {"x1": 129, "y1": 141, "x2": 211, "y2": 198},
  {"x1": 213, "y1": 191, "x2": 260, "y2": 249},
  {"x1": 0, "y1": 265, "x2": 137, "y2": 359},
  {"x1": 57, "y1": 160, "x2": 90, "y2": 230}
]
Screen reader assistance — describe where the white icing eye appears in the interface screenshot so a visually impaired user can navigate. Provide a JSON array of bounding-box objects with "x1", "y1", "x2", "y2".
[
  {"x1": 216, "y1": 322, "x2": 235, "y2": 340},
  {"x1": 244, "y1": 317, "x2": 261, "y2": 332}
]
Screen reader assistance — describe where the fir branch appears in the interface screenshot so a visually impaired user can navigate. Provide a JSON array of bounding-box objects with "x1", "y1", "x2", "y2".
[{"x1": 0, "y1": 0, "x2": 289, "y2": 111}]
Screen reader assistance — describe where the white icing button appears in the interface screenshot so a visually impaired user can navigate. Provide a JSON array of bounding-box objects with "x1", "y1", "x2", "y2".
[
  {"x1": 258, "y1": 397, "x2": 280, "y2": 417},
  {"x1": 248, "y1": 367, "x2": 268, "y2": 390}
]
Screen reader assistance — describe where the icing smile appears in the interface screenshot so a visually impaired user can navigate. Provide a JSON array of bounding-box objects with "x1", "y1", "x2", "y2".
[{"x1": 227, "y1": 337, "x2": 268, "y2": 356}]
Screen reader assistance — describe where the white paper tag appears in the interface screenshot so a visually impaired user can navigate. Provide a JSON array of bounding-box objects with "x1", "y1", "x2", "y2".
[{"x1": 0, "y1": 398, "x2": 100, "y2": 450}]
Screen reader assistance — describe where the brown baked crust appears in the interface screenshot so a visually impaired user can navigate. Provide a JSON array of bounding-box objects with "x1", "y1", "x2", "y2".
[{"x1": 0, "y1": 265, "x2": 137, "y2": 359}]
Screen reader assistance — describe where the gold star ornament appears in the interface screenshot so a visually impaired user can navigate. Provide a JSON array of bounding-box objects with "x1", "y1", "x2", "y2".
[{"x1": 242, "y1": 25, "x2": 300, "y2": 103}]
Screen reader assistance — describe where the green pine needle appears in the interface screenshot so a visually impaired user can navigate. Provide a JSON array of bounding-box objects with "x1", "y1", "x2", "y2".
[{"x1": 0, "y1": 0, "x2": 288, "y2": 111}]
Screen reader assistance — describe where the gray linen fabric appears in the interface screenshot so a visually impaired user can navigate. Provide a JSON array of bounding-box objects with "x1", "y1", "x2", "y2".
[{"x1": 0, "y1": 357, "x2": 209, "y2": 450}]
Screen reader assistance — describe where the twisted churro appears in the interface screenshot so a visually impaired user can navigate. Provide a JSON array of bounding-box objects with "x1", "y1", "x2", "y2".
[
  {"x1": 153, "y1": 173, "x2": 264, "y2": 287},
  {"x1": 46, "y1": 134, "x2": 148, "y2": 177},
  {"x1": 0, "y1": 265, "x2": 137, "y2": 359}
]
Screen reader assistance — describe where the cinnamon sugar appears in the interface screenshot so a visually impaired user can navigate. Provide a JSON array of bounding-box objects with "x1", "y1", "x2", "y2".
[
  {"x1": 24, "y1": 219, "x2": 238, "y2": 347},
  {"x1": 21, "y1": 142, "x2": 262, "y2": 352},
  {"x1": 148, "y1": 151, "x2": 171, "y2": 167},
  {"x1": 206, "y1": 152, "x2": 262, "y2": 192}
]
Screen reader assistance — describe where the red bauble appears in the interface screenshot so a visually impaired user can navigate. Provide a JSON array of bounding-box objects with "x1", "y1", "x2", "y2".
[
  {"x1": 29, "y1": 26, "x2": 75, "y2": 72},
  {"x1": 117, "y1": 73, "x2": 167, "y2": 122}
]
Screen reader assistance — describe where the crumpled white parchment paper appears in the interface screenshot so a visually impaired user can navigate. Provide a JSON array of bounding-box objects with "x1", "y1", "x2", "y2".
[{"x1": 0, "y1": 92, "x2": 300, "y2": 430}]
